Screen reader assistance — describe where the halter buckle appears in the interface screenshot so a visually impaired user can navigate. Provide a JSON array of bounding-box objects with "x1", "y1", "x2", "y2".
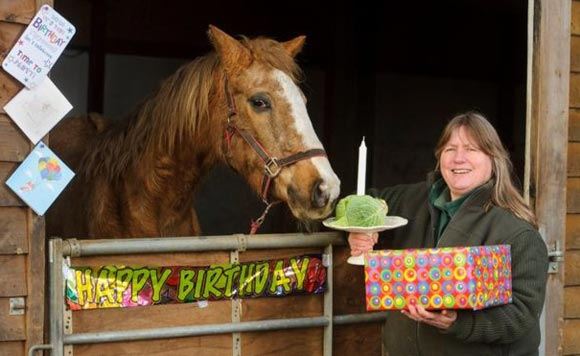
[{"x1": 264, "y1": 157, "x2": 281, "y2": 177}]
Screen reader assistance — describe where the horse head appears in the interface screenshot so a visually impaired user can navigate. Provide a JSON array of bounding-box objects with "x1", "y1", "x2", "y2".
[{"x1": 209, "y1": 26, "x2": 340, "y2": 222}]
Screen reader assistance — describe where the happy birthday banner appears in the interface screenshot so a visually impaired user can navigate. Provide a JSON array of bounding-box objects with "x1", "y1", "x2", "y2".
[{"x1": 65, "y1": 255, "x2": 326, "y2": 310}]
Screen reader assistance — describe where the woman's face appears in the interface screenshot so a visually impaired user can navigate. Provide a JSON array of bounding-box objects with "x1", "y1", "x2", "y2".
[{"x1": 440, "y1": 126, "x2": 493, "y2": 200}]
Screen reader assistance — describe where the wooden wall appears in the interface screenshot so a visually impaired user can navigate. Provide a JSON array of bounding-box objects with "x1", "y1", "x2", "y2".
[
  {"x1": 565, "y1": 1, "x2": 580, "y2": 354},
  {"x1": 0, "y1": 1, "x2": 50, "y2": 355}
]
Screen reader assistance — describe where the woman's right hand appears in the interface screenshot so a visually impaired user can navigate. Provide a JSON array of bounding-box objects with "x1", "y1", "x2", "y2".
[{"x1": 348, "y1": 232, "x2": 379, "y2": 256}]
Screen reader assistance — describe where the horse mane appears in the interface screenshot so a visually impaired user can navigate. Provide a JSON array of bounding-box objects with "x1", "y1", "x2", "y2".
[{"x1": 80, "y1": 37, "x2": 302, "y2": 182}]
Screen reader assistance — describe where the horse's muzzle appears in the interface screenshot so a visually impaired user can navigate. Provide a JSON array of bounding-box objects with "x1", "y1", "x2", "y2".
[
  {"x1": 311, "y1": 179, "x2": 331, "y2": 209},
  {"x1": 284, "y1": 159, "x2": 340, "y2": 220}
]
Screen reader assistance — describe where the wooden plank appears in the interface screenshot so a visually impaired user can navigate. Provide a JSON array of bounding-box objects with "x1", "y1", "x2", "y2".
[
  {"x1": 571, "y1": 73, "x2": 580, "y2": 108},
  {"x1": 568, "y1": 214, "x2": 580, "y2": 250},
  {"x1": 572, "y1": 35, "x2": 580, "y2": 73},
  {"x1": 0, "y1": 21, "x2": 23, "y2": 54},
  {"x1": 0, "y1": 71, "x2": 20, "y2": 115},
  {"x1": 334, "y1": 324, "x2": 382, "y2": 356},
  {"x1": 73, "y1": 299, "x2": 232, "y2": 333},
  {"x1": 71, "y1": 251, "x2": 230, "y2": 267},
  {"x1": 0, "y1": 115, "x2": 29, "y2": 162},
  {"x1": 73, "y1": 303, "x2": 232, "y2": 355},
  {"x1": 0, "y1": 207, "x2": 27, "y2": 254},
  {"x1": 563, "y1": 319, "x2": 580, "y2": 355},
  {"x1": 334, "y1": 246, "x2": 367, "y2": 315},
  {"x1": 530, "y1": 1, "x2": 570, "y2": 355},
  {"x1": 0, "y1": 255, "x2": 26, "y2": 296},
  {"x1": 574, "y1": 0, "x2": 580, "y2": 35},
  {"x1": 242, "y1": 329, "x2": 322, "y2": 356},
  {"x1": 569, "y1": 178, "x2": 580, "y2": 213},
  {"x1": 569, "y1": 142, "x2": 580, "y2": 177},
  {"x1": 565, "y1": 250, "x2": 580, "y2": 286},
  {"x1": 0, "y1": 162, "x2": 23, "y2": 206},
  {"x1": 571, "y1": 109, "x2": 580, "y2": 142},
  {"x1": 0, "y1": 297, "x2": 25, "y2": 341},
  {"x1": 0, "y1": 22, "x2": 24, "y2": 114},
  {"x1": 73, "y1": 335, "x2": 232, "y2": 356},
  {"x1": 564, "y1": 286, "x2": 580, "y2": 318},
  {"x1": 242, "y1": 295, "x2": 322, "y2": 321},
  {"x1": 0, "y1": 341, "x2": 23, "y2": 356},
  {"x1": 0, "y1": 0, "x2": 35, "y2": 25},
  {"x1": 25, "y1": 212, "x2": 44, "y2": 351}
]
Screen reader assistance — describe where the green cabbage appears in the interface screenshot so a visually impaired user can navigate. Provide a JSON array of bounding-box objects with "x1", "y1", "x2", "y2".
[{"x1": 333, "y1": 195, "x2": 388, "y2": 227}]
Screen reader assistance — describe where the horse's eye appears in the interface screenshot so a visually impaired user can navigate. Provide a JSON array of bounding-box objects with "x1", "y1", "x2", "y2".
[{"x1": 249, "y1": 96, "x2": 271, "y2": 112}]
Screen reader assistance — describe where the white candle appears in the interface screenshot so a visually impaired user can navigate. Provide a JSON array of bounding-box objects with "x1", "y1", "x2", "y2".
[{"x1": 356, "y1": 137, "x2": 367, "y2": 195}]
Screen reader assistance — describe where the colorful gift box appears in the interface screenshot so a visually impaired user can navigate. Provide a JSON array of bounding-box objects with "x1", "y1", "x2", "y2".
[{"x1": 365, "y1": 245, "x2": 512, "y2": 311}]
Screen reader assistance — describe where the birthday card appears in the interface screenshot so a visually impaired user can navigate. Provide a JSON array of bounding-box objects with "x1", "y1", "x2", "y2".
[
  {"x1": 5, "y1": 142, "x2": 74, "y2": 216},
  {"x1": 2, "y1": 5, "x2": 75, "y2": 88},
  {"x1": 4, "y1": 77, "x2": 72, "y2": 144}
]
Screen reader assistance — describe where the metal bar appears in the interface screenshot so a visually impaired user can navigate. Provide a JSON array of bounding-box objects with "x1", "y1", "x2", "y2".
[
  {"x1": 323, "y1": 244, "x2": 333, "y2": 356},
  {"x1": 60, "y1": 311, "x2": 389, "y2": 346},
  {"x1": 230, "y1": 249, "x2": 241, "y2": 356},
  {"x1": 64, "y1": 316, "x2": 330, "y2": 344},
  {"x1": 61, "y1": 232, "x2": 345, "y2": 257},
  {"x1": 28, "y1": 344, "x2": 52, "y2": 356},
  {"x1": 49, "y1": 239, "x2": 64, "y2": 355},
  {"x1": 333, "y1": 312, "x2": 390, "y2": 325}
]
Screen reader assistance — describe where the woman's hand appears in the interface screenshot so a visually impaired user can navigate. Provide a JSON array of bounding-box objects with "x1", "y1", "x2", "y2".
[
  {"x1": 402, "y1": 304, "x2": 457, "y2": 330},
  {"x1": 347, "y1": 232, "x2": 378, "y2": 256}
]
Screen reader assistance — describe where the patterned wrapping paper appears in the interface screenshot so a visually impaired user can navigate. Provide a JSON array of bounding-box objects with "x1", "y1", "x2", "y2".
[{"x1": 365, "y1": 245, "x2": 512, "y2": 311}]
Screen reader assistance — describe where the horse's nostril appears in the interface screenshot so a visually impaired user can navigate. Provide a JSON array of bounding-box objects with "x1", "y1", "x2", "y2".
[{"x1": 312, "y1": 180, "x2": 330, "y2": 209}]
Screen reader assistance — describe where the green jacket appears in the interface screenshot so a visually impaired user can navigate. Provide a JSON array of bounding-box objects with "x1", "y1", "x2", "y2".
[{"x1": 374, "y1": 173, "x2": 548, "y2": 356}]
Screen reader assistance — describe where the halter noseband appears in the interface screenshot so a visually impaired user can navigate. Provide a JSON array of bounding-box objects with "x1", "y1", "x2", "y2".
[{"x1": 223, "y1": 77, "x2": 327, "y2": 234}]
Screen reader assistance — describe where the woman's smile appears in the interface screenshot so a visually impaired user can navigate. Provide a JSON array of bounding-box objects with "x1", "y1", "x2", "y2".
[{"x1": 440, "y1": 126, "x2": 492, "y2": 200}]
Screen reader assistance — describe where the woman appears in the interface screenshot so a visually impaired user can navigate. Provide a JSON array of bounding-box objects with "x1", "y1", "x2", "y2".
[{"x1": 349, "y1": 112, "x2": 548, "y2": 355}]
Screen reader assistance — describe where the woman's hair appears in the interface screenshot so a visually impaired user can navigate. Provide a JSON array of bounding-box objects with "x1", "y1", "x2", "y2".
[{"x1": 434, "y1": 111, "x2": 537, "y2": 228}]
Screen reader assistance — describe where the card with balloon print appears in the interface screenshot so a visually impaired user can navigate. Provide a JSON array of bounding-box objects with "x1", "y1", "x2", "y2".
[{"x1": 6, "y1": 142, "x2": 74, "y2": 215}]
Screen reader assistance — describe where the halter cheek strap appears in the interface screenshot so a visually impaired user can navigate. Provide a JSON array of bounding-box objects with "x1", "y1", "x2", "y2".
[
  {"x1": 224, "y1": 77, "x2": 238, "y2": 148},
  {"x1": 223, "y1": 77, "x2": 327, "y2": 234}
]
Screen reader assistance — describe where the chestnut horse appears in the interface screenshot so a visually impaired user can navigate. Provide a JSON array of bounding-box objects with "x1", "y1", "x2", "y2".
[{"x1": 46, "y1": 25, "x2": 341, "y2": 238}]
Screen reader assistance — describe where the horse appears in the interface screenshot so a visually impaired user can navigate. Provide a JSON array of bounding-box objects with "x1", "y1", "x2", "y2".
[{"x1": 46, "y1": 25, "x2": 341, "y2": 238}]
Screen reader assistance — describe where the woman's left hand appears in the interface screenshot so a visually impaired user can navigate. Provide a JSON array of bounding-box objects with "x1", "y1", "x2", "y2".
[{"x1": 402, "y1": 304, "x2": 457, "y2": 330}]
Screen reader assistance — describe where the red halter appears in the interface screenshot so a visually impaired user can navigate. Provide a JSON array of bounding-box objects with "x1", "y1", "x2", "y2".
[{"x1": 223, "y1": 77, "x2": 327, "y2": 234}]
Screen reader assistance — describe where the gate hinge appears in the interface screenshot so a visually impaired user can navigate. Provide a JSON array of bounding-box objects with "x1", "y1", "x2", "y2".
[
  {"x1": 547, "y1": 241, "x2": 564, "y2": 274},
  {"x1": 9, "y1": 297, "x2": 25, "y2": 315}
]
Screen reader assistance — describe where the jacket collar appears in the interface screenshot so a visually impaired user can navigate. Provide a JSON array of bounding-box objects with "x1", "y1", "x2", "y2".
[{"x1": 426, "y1": 171, "x2": 493, "y2": 210}]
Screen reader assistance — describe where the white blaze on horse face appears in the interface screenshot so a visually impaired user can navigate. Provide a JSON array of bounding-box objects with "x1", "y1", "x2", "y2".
[{"x1": 273, "y1": 69, "x2": 341, "y2": 203}]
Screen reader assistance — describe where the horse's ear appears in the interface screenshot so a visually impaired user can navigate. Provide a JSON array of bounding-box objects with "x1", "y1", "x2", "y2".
[
  {"x1": 208, "y1": 25, "x2": 252, "y2": 75},
  {"x1": 282, "y1": 36, "x2": 306, "y2": 58}
]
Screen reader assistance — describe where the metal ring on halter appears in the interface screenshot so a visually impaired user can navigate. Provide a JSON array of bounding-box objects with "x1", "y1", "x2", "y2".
[{"x1": 264, "y1": 157, "x2": 281, "y2": 177}]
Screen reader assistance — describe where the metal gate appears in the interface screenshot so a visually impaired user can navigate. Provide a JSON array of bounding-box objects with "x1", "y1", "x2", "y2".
[{"x1": 30, "y1": 232, "x2": 388, "y2": 356}]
